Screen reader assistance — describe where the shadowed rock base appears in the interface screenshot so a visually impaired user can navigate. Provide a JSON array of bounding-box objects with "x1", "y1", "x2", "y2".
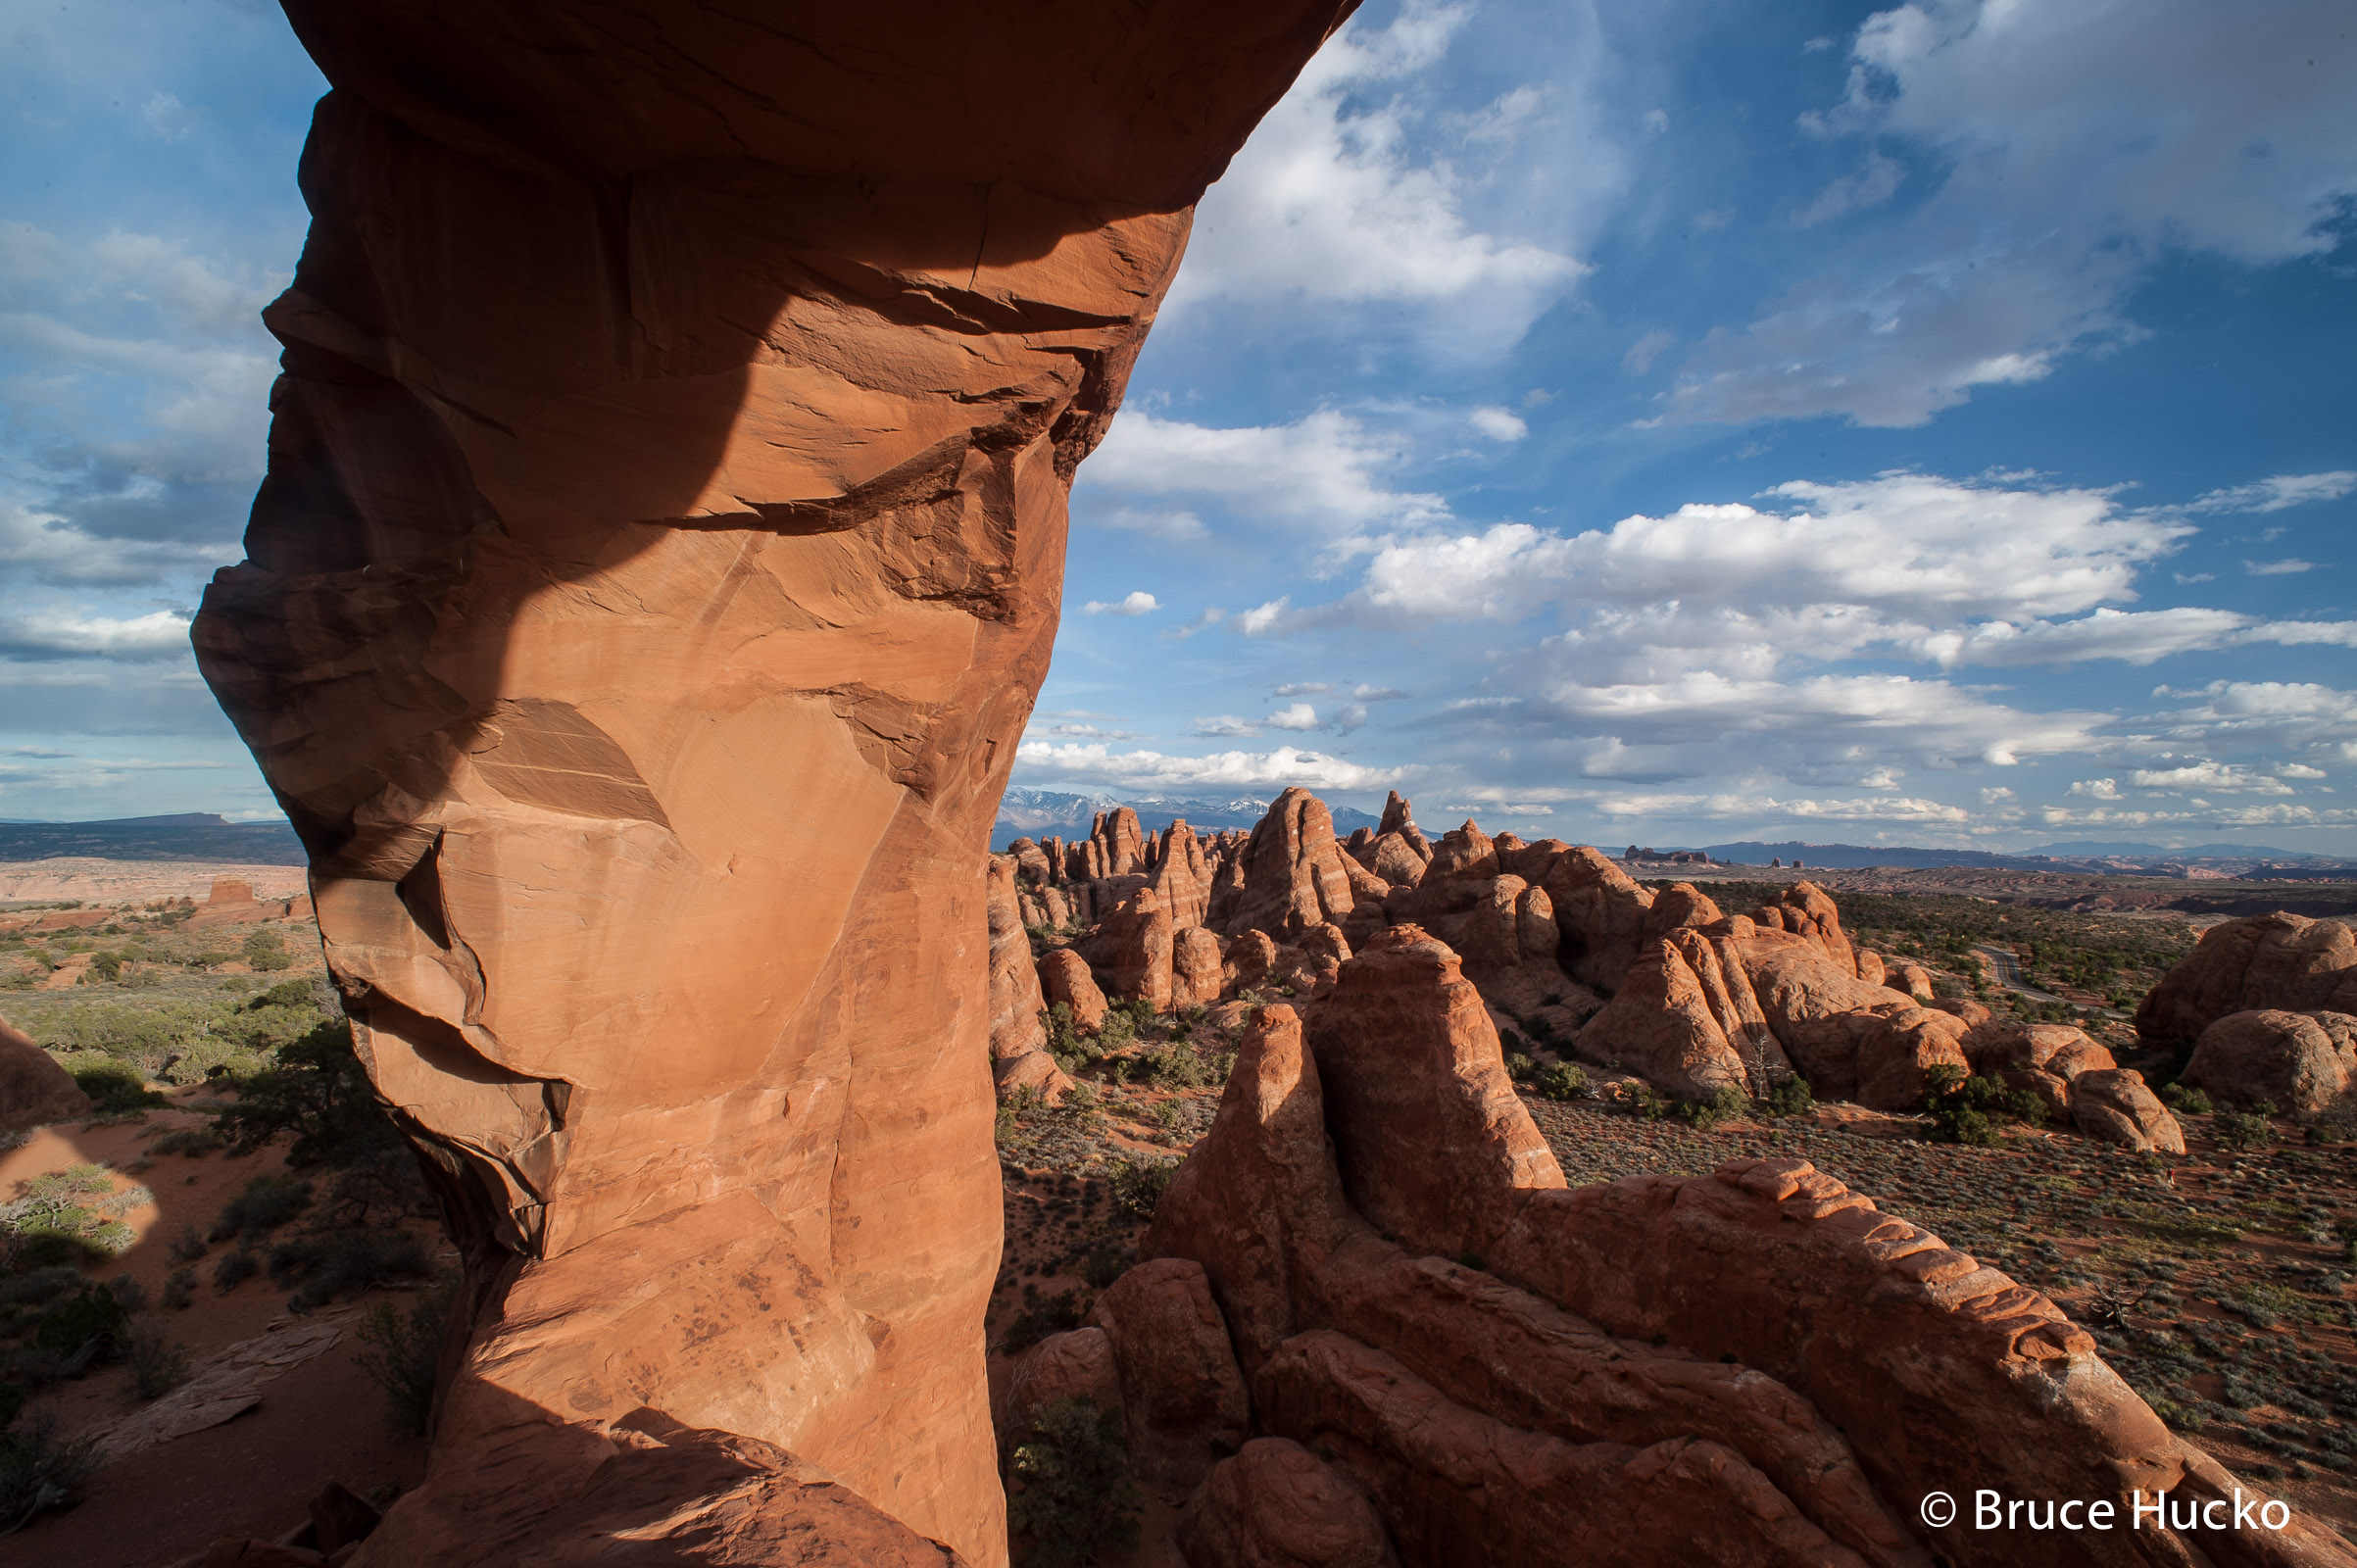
[{"x1": 191, "y1": 3, "x2": 1355, "y2": 1560}]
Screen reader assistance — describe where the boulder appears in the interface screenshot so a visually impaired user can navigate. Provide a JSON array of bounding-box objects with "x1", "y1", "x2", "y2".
[
  {"x1": 1091, "y1": 1258, "x2": 1252, "y2": 1490},
  {"x1": 1303, "y1": 926, "x2": 1564, "y2": 1261},
  {"x1": 1007, "y1": 839, "x2": 1054, "y2": 888},
  {"x1": 1890, "y1": 962, "x2": 1935, "y2": 1004},
  {"x1": 986, "y1": 857, "x2": 1048, "y2": 1062},
  {"x1": 2070, "y1": 1069, "x2": 2186, "y2": 1153},
  {"x1": 993, "y1": 1050, "x2": 1075, "y2": 1105},
  {"x1": 1738, "y1": 929, "x2": 1967, "y2": 1109},
  {"x1": 1998, "y1": 1067, "x2": 2074, "y2": 1124},
  {"x1": 1082, "y1": 889, "x2": 1174, "y2": 1012},
  {"x1": 1143, "y1": 1005, "x2": 1354, "y2": 1370},
  {"x1": 1752, "y1": 882, "x2": 1857, "y2": 976},
  {"x1": 0, "y1": 1014, "x2": 91, "y2": 1130},
  {"x1": 2136, "y1": 910, "x2": 2357, "y2": 1045},
  {"x1": 998, "y1": 1328, "x2": 1122, "y2": 1455},
  {"x1": 1173, "y1": 927, "x2": 1227, "y2": 1010},
  {"x1": 1925, "y1": 997, "x2": 1993, "y2": 1028},
  {"x1": 1424, "y1": 821, "x2": 1498, "y2": 884},
  {"x1": 1225, "y1": 788, "x2": 1358, "y2": 941},
  {"x1": 1224, "y1": 930, "x2": 1280, "y2": 998},
  {"x1": 1364, "y1": 833, "x2": 1427, "y2": 888},
  {"x1": 1178, "y1": 1438, "x2": 1398, "y2": 1568},
  {"x1": 2178, "y1": 1004, "x2": 2357, "y2": 1112},
  {"x1": 2183, "y1": 1009, "x2": 2357, "y2": 1114},
  {"x1": 1039, "y1": 950, "x2": 1109, "y2": 1034},
  {"x1": 1452, "y1": 876, "x2": 1584, "y2": 1024},
  {"x1": 1639, "y1": 883, "x2": 1723, "y2": 944},
  {"x1": 1854, "y1": 950, "x2": 1887, "y2": 989},
  {"x1": 1959, "y1": 1022, "x2": 2111, "y2": 1080},
  {"x1": 1572, "y1": 932, "x2": 1788, "y2": 1102},
  {"x1": 1538, "y1": 848, "x2": 1656, "y2": 993}
]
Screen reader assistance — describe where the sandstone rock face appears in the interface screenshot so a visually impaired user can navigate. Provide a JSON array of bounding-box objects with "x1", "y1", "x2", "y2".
[
  {"x1": 1082, "y1": 889, "x2": 1175, "y2": 1011},
  {"x1": 1040, "y1": 949, "x2": 1110, "y2": 1034},
  {"x1": 0, "y1": 1014, "x2": 92, "y2": 1130},
  {"x1": 998, "y1": 1328, "x2": 1122, "y2": 1456},
  {"x1": 1574, "y1": 930, "x2": 1791, "y2": 1101},
  {"x1": 2185, "y1": 1009, "x2": 2357, "y2": 1113},
  {"x1": 1092, "y1": 1257, "x2": 1252, "y2": 1490},
  {"x1": 1131, "y1": 923, "x2": 2343, "y2": 1568},
  {"x1": 1304, "y1": 927, "x2": 1564, "y2": 1262},
  {"x1": 2137, "y1": 911, "x2": 2357, "y2": 1045},
  {"x1": 1753, "y1": 882, "x2": 1858, "y2": 976},
  {"x1": 1178, "y1": 1438, "x2": 1398, "y2": 1568},
  {"x1": 1226, "y1": 788, "x2": 1360, "y2": 941},
  {"x1": 1173, "y1": 926, "x2": 1228, "y2": 1009},
  {"x1": 1735, "y1": 927, "x2": 1967, "y2": 1110},
  {"x1": 1149, "y1": 820, "x2": 1215, "y2": 930},
  {"x1": 2070, "y1": 1068, "x2": 2186, "y2": 1153},
  {"x1": 353, "y1": 1416, "x2": 967, "y2": 1568},
  {"x1": 986, "y1": 856, "x2": 1049, "y2": 1067},
  {"x1": 1539, "y1": 848, "x2": 1655, "y2": 993},
  {"x1": 192, "y1": 6, "x2": 1355, "y2": 1561}
]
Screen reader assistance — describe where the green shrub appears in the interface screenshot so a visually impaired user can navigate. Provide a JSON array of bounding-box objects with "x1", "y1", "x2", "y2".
[
  {"x1": 1007, "y1": 1396, "x2": 1142, "y2": 1568},
  {"x1": 212, "y1": 1249, "x2": 259, "y2": 1294},
  {"x1": 123, "y1": 1319, "x2": 192, "y2": 1400},
  {"x1": 269, "y1": 1228, "x2": 433, "y2": 1309},
  {"x1": 30, "y1": 1286, "x2": 127, "y2": 1363},
  {"x1": 1106, "y1": 1155, "x2": 1177, "y2": 1219},
  {"x1": 63, "y1": 1057, "x2": 167, "y2": 1114},
  {"x1": 1920, "y1": 1065, "x2": 2002, "y2": 1146},
  {"x1": 210, "y1": 1173, "x2": 313, "y2": 1245},
  {"x1": 161, "y1": 1269, "x2": 195, "y2": 1310},
  {"x1": 214, "y1": 1019, "x2": 398, "y2": 1169},
  {"x1": 1533, "y1": 1062, "x2": 1589, "y2": 1102},
  {"x1": 2215, "y1": 1103, "x2": 2276, "y2": 1152},
  {"x1": 1503, "y1": 1053, "x2": 1538, "y2": 1082},
  {"x1": 1000, "y1": 1286, "x2": 1088, "y2": 1355},
  {"x1": 242, "y1": 929, "x2": 292, "y2": 972},
  {"x1": 0, "y1": 1411, "x2": 100, "y2": 1536},
  {"x1": 1761, "y1": 1076, "x2": 1816, "y2": 1118},
  {"x1": 1678, "y1": 1083, "x2": 1750, "y2": 1131},
  {"x1": 356, "y1": 1276, "x2": 457, "y2": 1438},
  {"x1": 2161, "y1": 1082, "x2": 2213, "y2": 1115},
  {"x1": 148, "y1": 1125, "x2": 223, "y2": 1158}
]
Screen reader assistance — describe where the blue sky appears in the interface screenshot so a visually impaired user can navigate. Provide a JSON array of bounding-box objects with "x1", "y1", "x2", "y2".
[{"x1": 4, "y1": 0, "x2": 2354, "y2": 853}]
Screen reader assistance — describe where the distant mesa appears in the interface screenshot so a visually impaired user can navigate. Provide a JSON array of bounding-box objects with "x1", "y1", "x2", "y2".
[{"x1": 0, "y1": 813, "x2": 306, "y2": 865}]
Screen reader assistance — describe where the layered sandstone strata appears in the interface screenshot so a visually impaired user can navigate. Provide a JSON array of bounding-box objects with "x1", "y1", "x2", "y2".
[{"x1": 192, "y1": 4, "x2": 1354, "y2": 1560}]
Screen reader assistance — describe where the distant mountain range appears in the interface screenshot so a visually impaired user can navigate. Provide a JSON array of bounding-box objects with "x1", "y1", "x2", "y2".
[
  {"x1": 994, "y1": 788, "x2": 1380, "y2": 847},
  {"x1": 1698, "y1": 840, "x2": 2355, "y2": 873},
  {"x1": 0, "y1": 813, "x2": 308, "y2": 865}
]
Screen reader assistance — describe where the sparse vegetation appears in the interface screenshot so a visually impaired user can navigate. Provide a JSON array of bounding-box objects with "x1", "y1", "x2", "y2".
[
  {"x1": 356, "y1": 1274, "x2": 458, "y2": 1437},
  {"x1": 0, "y1": 1411, "x2": 100, "y2": 1536},
  {"x1": 1006, "y1": 1396, "x2": 1142, "y2": 1568}
]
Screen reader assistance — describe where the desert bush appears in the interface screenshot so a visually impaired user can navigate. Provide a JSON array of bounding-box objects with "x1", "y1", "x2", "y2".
[
  {"x1": 2161, "y1": 1082, "x2": 2213, "y2": 1115},
  {"x1": 1080, "y1": 1242, "x2": 1135, "y2": 1291},
  {"x1": 1000, "y1": 1286, "x2": 1088, "y2": 1355},
  {"x1": 61, "y1": 1056, "x2": 167, "y2": 1114},
  {"x1": 356, "y1": 1275, "x2": 457, "y2": 1437},
  {"x1": 1533, "y1": 1062, "x2": 1589, "y2": 1102},
  {"x1": 1006, "y1": 1396, "x2": 1141, "y2": 1568},
  {"x1": 210, "y1": 1173, "x2": 313, "y2": 1245},
  {"x1": 269, "y1": 1228, "x2": 433, "y2": 1309},
  {"x1": 123, "y1": 1318, "x2": 192, "y2": 1400},
  {"x1": 161, "y1": 1269, "x2": 195, "y2": 1310},
  {"x1": 167, "y1": 1223, "x2": 207, "y2": 1264},
  {"x1": 0, "y1": 1411, "x2": 100, "y2": 1536},
  {"x1": 148, "y1": 1125, "x2": 223, "y2": 1158},
  {"x1": 1503, "y1": 1052, "x2": 1537, "y2": 1082},
  {"x1": 214, "y1": 1019, "x2": 398, "y2": 1169},
  {"x1": 1921, "y1": 1065, "x2": 2003, "y2": 1146},
  {"x1": 1760, "y1": 1076, "x2": 1816, "y2": 1118},
  {"x1": 2214, "y1": 1103, "x2": 2277, "y2": 1152},
  {"x1": 242, "y1": 929, "x2": 292, "y2": 972},
  {"x1": 1106, "y1": 1155, "x2": 1177, "y2": 1220},
  {"x1": 212, "y1": 1249, "x2": 259, "y2": 1294},
  {"x1": 1678, "y1": 1083, "x2": 1750, "y2": 1131}
]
